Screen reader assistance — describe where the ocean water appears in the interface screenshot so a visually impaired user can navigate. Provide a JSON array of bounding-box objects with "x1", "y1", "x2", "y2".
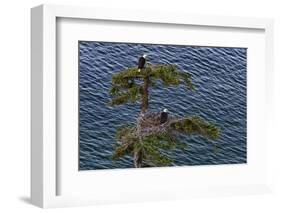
[{"x1": 79, "y1": 41, "x2": 247, "y2": 170}]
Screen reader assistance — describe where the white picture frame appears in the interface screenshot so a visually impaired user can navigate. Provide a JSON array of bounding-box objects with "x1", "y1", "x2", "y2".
[{"x1": 31, "y1": 4, "x2": 274, "y2": 208}]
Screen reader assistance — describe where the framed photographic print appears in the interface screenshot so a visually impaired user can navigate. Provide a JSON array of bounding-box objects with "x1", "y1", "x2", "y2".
[{"x1": 31, "y1": 4, "x2": 274, "y2": 208}]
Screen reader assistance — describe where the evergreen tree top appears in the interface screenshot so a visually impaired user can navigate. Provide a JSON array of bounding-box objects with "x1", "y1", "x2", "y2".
[{"x1": 109, "y1": 64, "x2": 193, "y2": 106}]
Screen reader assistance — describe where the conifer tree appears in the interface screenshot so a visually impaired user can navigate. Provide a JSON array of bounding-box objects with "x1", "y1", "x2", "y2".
[{"x1": 109, "y1": 64, "x2": 219, "y2": 168}]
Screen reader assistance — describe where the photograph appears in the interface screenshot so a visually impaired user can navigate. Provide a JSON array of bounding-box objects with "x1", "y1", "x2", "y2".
[{"x1": 78, "y1": 41, "x2": 247, "y2": 170}]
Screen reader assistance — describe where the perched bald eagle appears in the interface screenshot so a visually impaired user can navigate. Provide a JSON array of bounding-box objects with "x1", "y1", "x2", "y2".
[
  {"x1": 160, "y1": 108, "x2": 168, "y2": 124},
  {"x1": 138, "y1": 54, "x2": 147, "y2": 72}
]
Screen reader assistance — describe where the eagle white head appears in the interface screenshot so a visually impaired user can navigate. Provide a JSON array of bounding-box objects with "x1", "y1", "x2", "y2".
[
  {"x1": 143, "y1": 54, "x2": 147, "y2": 58},
  {"x1": 163, "y1": 108, "x2": 168, "y2": 113}
]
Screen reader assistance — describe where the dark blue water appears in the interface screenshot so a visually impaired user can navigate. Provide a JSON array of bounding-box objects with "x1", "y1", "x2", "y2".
[{"x1": 79, "y1": 41, "x2": 247, "y2": 170}]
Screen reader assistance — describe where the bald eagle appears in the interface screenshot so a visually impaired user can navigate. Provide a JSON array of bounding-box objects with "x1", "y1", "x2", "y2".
[
  {"x1": 138, "y1": 54, "x2": 147, "y2": 72},
  {"x1": 160, "y1": 108, "x2": 168, "y2": 124}
]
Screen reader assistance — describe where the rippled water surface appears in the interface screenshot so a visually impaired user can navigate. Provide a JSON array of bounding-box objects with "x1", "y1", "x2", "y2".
[{"x1": 79, "y1": 41, "x2": 247, "y2": 170}]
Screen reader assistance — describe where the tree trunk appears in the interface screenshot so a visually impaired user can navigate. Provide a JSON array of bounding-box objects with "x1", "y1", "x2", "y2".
[
  {"x1": 134, "y1": 150, "x2": 143, "y2": 168},
  {"x1": 141, "y1": 76, "x2": 149, "y2": 114}
]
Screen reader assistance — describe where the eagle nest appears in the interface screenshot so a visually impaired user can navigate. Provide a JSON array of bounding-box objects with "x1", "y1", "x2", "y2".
[
  {"x1": 117, "y1": 112, "x2": 185, "y2": 145},
  {"x1": 136, "y1": 112, "x2": 180, "y2": 137},
  {"x1": 116, "y1": 111, "x2": 219, "y2": 145}
]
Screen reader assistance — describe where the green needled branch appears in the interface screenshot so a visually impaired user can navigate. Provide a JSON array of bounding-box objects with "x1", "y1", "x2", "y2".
[{"x1": 109, "y1": 64, "x2": 193, "y2": 107}]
